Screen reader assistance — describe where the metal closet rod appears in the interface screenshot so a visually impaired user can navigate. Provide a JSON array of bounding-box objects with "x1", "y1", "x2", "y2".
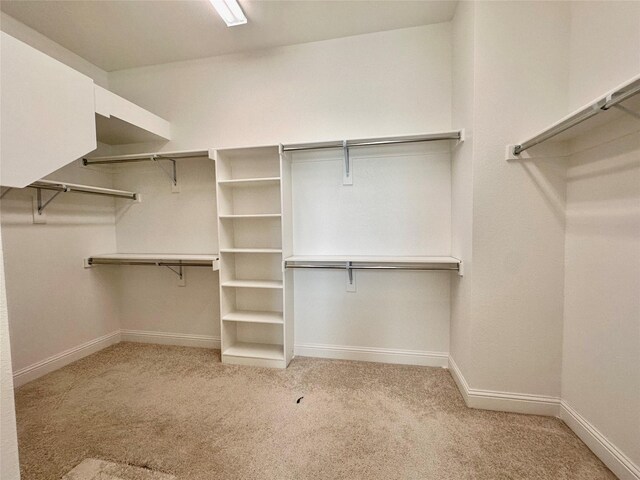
[
  {"x1": 29, "y1": 181, "x2": 138, "y2": 200},
  {"x1": 87, "y1": 259, "x2": 213, "y2": 267},
  {"x1": 82, "y1": 151, "x2": 207, "y2": 165},
  {"x1": 282, "y1": 132, "x2": 462, "y2": 152},
  {"x1": 285, "y1": 264, "x2": 459, "y2": 272},
  {"x1": 513, "y1": 77, "x2": 640, "y2": 155}
]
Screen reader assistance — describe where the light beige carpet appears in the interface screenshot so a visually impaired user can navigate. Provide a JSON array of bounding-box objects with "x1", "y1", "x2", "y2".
[
  {"x1": 63, "y1": 458, "x2": 175, "y2": 480},
  {"x1": 15, "y1": 343, "x2": 615, "y2": 480}
]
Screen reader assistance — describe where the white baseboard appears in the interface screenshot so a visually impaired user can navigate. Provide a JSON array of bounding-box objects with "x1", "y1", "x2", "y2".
[
  {"x1": 447, "y1": 356, "x2": 561, "y2": 416},
  {"x1": 294, "y1": 342, "x2": 448, "y2": 367},
  {"x1": 12, "y1": 330, "x2": 121, "y2": 388},
  {"x1": 560, "y1": 401, "x2": 640, "y2": 480},
  {"x1": 120, "y1": 329, "x2": 220, "y2": 349}
]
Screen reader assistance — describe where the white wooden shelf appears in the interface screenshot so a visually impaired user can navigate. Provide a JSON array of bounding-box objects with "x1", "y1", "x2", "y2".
[
  {"x1": 223, "y1": 342, "x2": 284, "y2": 361},
  {"x1": 218, "y1": 177, "x2": 280, "y2": 187},
  {"x1": 282, "y1": 130, "x2": 463, "y2": 152},
  {"x1": 285, "y1": 255, "x2": 460, "y2": 264},
  {"x1": 215, "y1": 145, "x2": 290, "y2": 369},
  {"x1": 86, "y1": 253, "x2": 220, "y2": 269},
  {"x1": 83, "y1": 149, "x2": 209, "y2": 164},
  {"x1": 222, "y1": 310, "x2": 284, "y2": 325},
  {"x1": 284, "y1": 255, "x2": 462, "y2": 275},
  {"x1": 221, "y1": 280, "x2": 283, "y2": 289},
  {"x1": 507, "y1": 75, "x2": 640, "y2": 158},
  {"x1": 221, "y1": 248, "x2": 283, "y2": 254},
  {"x1": 219, "y1": 214, "x2": 282, "y2": 219}
]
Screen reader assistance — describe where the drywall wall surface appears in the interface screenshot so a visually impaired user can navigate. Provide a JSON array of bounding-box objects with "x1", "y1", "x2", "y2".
[
  {"x1": 107, "y1": 24, "x2": 453, "y2": 355},
  {"x1": 449, "y1": 0, "x2": 475, "y2": 374},
  {"x1": 1, "y1": 156, "x2": 120, "y2": 375},
  {"x1": 291, "y1": 141, "x2": 452, "y2": 358},
  {"x1": 562, "y1": 120, "x2": 640, "y2": 474},
  {"x1": 464, "y1": 1, "x2": 569, "y2": 396},
  {"x1": 291, "y1": 142, "x2": 451, "y2": 255},
  {"x1": 0, "y1": 12, "x2": 108, "y2": 88},
  {"x1": 111, "y1": 159, "x2": 219, "y2": 339},
  {"x1": 0, "y1": 229, "x2": 20, "y2": 479},
  {"x1": 107, "y1": 24, "x2": 452, "y2": 149},
  {"x1": 561, "y1": 2, "x2": 640, "y2": 472},
  {"x1": 293, "y1": 269, "x2": 450, "y2": 359},
  {"x1": 568, "y1": 1, "x2": 640, "y2": 111}
]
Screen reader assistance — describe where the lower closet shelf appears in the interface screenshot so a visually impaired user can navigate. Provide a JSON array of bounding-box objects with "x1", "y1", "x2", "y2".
[
  {"x1": 223, "y1": 342, "x2": 284, "y2": 361},
  {"x1": 221, "y1": 279, "x2": 283, "y2": 289},
  {"x1": 85, "y1": 253, "x2": 220, "y2": 270},
  {"x1": 222, "y1": 310, "x2": 284, "y2": 324}
]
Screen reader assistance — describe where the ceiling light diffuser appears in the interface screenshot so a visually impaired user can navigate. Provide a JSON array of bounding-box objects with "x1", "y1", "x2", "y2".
[{"x1": 209, "y1": 0, "x2": 247, "y2": 27}]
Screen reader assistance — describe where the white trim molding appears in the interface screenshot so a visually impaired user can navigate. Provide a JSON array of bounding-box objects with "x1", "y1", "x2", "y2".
[
  {"x1": 12, "y1": 330, "x2": 121, "y2": 387},
  {"x1": 560, "y1": 401, "x2": 640, "y2": 480},
  {"x1": 295, "y1": 343, "x2": 448, "y2": 367},
  {"x1": 448, "y1": 356, "x2": 561, "y2": 416},
  {"x1": 120, "y1": 329, "x2": 220, "y2": 349}
]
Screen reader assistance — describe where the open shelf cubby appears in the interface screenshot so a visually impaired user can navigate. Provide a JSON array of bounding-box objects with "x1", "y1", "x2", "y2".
[{"x1": 213, "y1": 146, "x2": 293, "y2": 368}]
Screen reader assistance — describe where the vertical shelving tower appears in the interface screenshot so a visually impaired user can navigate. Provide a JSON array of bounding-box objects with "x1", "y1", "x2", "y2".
[{"x1": 212, "y1": 146, "x2": 293, "y2": 368}]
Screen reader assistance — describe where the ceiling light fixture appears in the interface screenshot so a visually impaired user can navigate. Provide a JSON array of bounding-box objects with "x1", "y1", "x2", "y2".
[{"x1": 209, "y1": 0, "x2": 247, "y2": 27}]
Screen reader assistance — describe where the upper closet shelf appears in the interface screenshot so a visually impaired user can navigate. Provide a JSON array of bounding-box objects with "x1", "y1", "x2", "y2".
[
  {"x1": 82, "y1": 150, "x2": 209, "y2": 164},
  {"x1": 282, "y1": 130, "x2": 464, "y2": 185},
  {"x1": 281, "y1": 131, "x2": 464, "y2": 152},
  {"x1": 83, "y1": 150, "x2": 209, "y2": 190},
  {"x1": 0, "y1": 179, "x2": 140, "y2": 218},
  {"x1": 507, "y1": 75, "x2": 640, "y2": 159},
  {"x1": 94, "y1": 86, "x2": 171, "y2": 145},
  {"x1": 85, "y1": 253, "x2": 220, "y2": 270},
  {"x1": 285, "y1": 255, "x2": 462, "y2": 275}
]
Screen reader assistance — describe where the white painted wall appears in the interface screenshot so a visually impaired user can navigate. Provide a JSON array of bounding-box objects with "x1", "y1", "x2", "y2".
[
  {"x1": 108, "y1": 24, "x2": 452, "y2": 150},
  {"x1": 1, "y1": 155, "x2": 121, "y2": 384},
  {"x1": 449, "y1": 1, "x2": 569, "y2": 401},
  {"x1": 291, "y1": 142, "x2": 452, "y2": 361},
  {"x1": 561, "y1": 2, "x2": 640, "y2": 475},
  {"x1": 567, "y1": 1, "x2": 640, "y2": 111},
  {"x1": 107, "y1": 24, "x2": 454, "y2": 357},
  {"x1": 0, "y1": 228, "x2": 20, "y2": 480},
  {"x1": 110, "y1": 158, "x2": 219, "y2": 340}
]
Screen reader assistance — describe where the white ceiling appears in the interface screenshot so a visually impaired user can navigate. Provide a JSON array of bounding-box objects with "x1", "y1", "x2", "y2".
[{"x1": 0, "y1": 0, "x2": 458, "y2": 72}]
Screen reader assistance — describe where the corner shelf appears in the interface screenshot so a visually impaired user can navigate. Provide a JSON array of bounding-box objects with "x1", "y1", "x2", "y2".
[
  {"x1": 221, "y1": 279, "x2": 283, "y2": 289},
  {"x1": 219, "y1": 214, "x2": 281, "y2": 219},
  {"x1": 220, "y1": 248, "x2": 282, "y2": 254},
  {"x1": 223, "y1": 342, "x2": 284, "y2": 361},
  {"x1": 222, "y1": 310, "x2": 284, "y2": 325},
  {"x1": 218, "y1": 177, "x2": 280, "y2": 188}
]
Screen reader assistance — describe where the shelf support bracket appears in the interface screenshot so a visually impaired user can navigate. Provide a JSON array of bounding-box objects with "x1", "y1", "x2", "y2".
[
  {"x1": 343, "y1": 140, "x2": 352, "y2": 185},
  {"x1": 159, "y1": 263, "x2": 186, "y2": 286},
  {"x1": 36, "y1": 186, "x2": 68, "y2": 215},
  {"x1": 164, "y1": 264, "x2": 183, "y2": 279},
  {"x1": 345, "y1": 261, "x2": 356, "y2": 292},
  {"x1": 152, "y1": 155, "x2": 179, "y2": 192}
]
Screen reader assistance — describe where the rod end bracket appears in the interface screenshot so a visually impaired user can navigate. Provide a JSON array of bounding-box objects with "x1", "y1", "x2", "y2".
[{"x1": 505, "y1": 144, "x2": 521, "y2": 161}]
